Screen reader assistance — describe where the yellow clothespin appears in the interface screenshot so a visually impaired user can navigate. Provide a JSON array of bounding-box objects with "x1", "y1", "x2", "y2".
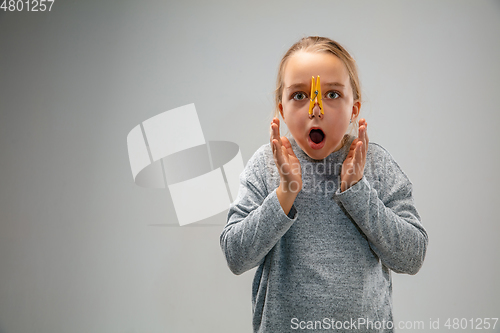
[{"x1": 308, "y1": 76, "x2": 324, "y2": 116}]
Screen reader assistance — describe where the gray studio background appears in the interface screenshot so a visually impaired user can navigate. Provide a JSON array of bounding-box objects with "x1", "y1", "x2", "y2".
[{"x1": 1, "y1": 0, "x2": 499, "y2": 332}]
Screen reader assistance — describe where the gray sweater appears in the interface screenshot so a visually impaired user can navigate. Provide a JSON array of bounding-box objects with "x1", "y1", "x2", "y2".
[{"x1": 220, "y1": 134, "x2": 428, "y2": 333}]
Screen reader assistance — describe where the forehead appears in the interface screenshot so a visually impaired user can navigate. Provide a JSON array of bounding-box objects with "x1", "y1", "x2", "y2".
[{"x1": 283, "y1": 51, "x2": 350, "y2": 86}]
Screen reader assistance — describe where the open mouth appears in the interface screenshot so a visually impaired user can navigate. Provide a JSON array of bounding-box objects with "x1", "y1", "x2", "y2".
[{"x1": 309, "y1": 128, "x2": 325, "y2": 144}]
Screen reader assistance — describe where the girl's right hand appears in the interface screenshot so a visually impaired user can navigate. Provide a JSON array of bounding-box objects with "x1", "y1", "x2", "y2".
[{"x1": 270, "y1": 118, "x2": 302, "y2": 214}]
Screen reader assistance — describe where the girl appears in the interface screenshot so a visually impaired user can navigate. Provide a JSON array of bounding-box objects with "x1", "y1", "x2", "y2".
[{"x1": 220, "y1": 36, "x2": 428, "y2": 333}]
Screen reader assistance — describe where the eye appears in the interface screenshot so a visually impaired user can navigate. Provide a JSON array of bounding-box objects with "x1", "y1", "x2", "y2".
[
  {"x1": 325, "y1": 91, "x2": 340, "y2": 99},
  {"x1": 292, "y1": 92, "x2": 307, "y2": 101}
]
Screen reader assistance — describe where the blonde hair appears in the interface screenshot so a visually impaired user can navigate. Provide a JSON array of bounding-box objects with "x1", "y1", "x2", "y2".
[{"x1": 274, "y1": 36, "x2": 362, "y2": 136}]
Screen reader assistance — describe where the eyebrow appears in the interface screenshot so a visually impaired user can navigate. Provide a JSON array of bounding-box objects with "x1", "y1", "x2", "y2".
[{"x1": 285, "y1": 82, "x2": 345, "y2": 90}]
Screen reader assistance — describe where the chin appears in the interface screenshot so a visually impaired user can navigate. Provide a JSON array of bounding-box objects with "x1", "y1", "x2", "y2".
[{"x1": 305, "y1": 149, "x2": 329, "y2": 161}]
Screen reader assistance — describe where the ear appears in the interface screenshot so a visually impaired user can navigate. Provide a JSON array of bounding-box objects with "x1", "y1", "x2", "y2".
[
  {"x1": 351, "y1": 100, "x2": 361, "y2": 119},
  {"x1": 279, "y1": 103, "x2": 285, "y2": 120}
]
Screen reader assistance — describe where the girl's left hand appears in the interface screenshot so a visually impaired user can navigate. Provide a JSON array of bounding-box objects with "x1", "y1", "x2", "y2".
[{"x1": 341, "y1": 118, "x2": 369, "y2": 192}]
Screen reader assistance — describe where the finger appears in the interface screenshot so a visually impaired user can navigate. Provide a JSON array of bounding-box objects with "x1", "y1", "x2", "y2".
[
  {"x1": 281, "y1": 136, "x2": 296, "y2": 158},
  {"x1": 357, "y1": 120, "x2": 367, "y2": 155},
  {"x1": 359, "y1": 118, "x2": 366, "y2": 127},
  {"x1": 273, "y1": 117, "x2": 280, "y2": 129},
  {"x1": 360, "y1": 124, "x2": 368, "y2": 156},
  {"x1": 271, "y1": 139, "x2": 281, "y2": 165},
  {"x1": 363, "y1": 119, "x2": 368, "y2": 133},
  {"x1": 357, "y1": 122, "x2": 364, "y2": 137},
  {"x1": 347, "y1": 138, "x2": 358, "y2": 158},
  {"x1": 270, "y1": 123, "x2": 279, "y2": 149},
  {"x1": 361, "y1": 120, "x2": 368, "y2": 153},
  {"x1": 271, "y1": 138, "x2": 278, "y2": 156},
  {"x1": 272, "y1": 139, "x2": 286, "y2": 167},
  {"x1": 270, "y1": 117, "x2": 279, "y2": 134},
  {"x1": 269, "y1": 119, "x2": 277, "y2": 145},
  {"x1": 271, "y1": 120, "x2": 283, "y2": 147},
  {"x1": 275, "y1": 118, "x2": 283, "y2": 146},
  {"x1": 363, "y1": 124, "x2": 369, "y2": 156},
  {"x1": 354, "y1": 141, "x2": 363, "y2": 165}
]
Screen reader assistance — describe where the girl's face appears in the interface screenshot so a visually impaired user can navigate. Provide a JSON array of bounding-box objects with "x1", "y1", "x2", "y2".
[{"x1": 279, "y1": 51, "x2": 360, "y2": 160}]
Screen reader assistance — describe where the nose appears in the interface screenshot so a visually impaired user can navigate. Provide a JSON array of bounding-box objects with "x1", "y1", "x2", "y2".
[{"x1": 309, "y1": 98, "x2": 323, "y2": 119}]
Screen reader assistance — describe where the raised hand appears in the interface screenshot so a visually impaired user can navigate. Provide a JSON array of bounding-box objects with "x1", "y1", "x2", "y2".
[
  {"x1": 270, "y1": 117, "x2": 302, "y2": 214},
  {"x1": 341, "y1": 118, "x2": 369, "y2": 192}
]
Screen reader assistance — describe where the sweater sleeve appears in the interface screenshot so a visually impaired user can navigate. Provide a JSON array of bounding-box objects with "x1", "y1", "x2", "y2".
[
  {"x1": 219, "y1": 146, "x2": 298, "y2": 275},
  {"x1": 334, "y1": 147, "x2": 428, "y2": 275}
]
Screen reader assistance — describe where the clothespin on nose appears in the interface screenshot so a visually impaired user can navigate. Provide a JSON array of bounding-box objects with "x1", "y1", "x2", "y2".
[{"x1": 308, "y1": 76, "x2": 324, "y2": 117}]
